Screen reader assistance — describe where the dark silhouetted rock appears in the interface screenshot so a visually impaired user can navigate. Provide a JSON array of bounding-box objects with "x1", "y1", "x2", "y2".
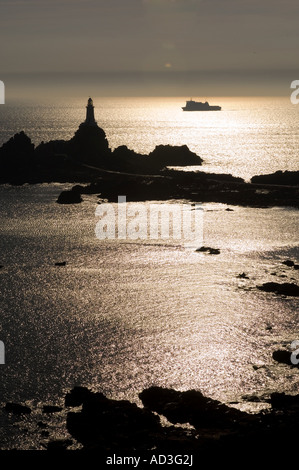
[
  {"x1": 148, "y1": 144, "x2": 203, "y2": 168},
  {"x1": 139, "y1": 387, "x2": 247, "y2": 429},
  {"x1": 69, "y1": 124, "x2": 110, "y2": 166},
  {"x1": 195, "y1": 246, "x2": 220, "y2": 255},
  {"x1": 0, "y1": 131, "x2": 35, "y2": 175},
  {"x1": 272, "y1": 349, "x2": 295, "y2": 366},
  {"x1": 238, "y1": 272, "x2": 249, "y2": 279},
  {"x1": 42, "y1": 405, "x2": 63, "y2": 413},
  {"x1": 35, "y1": 140, "x2": 70, "y2": 168},
  {"x1": 270, "y1": 392, "x2": 299, "y2": 409},
  {"x1": 54, "y1": 261, "x2": 67, "y2": 266},
  {"x1": 66, "y1": 388, "x2": 160, "y2": 450},
  {"x1": 65, "y1": 386, "x2": 92, "y2": 407},
  {"x1": 4, "y1": 402, "x2": 31, "y2": 414},
  {"x1": 282, "y1": 260, "x2": 295, "y2": 267},
  {"x1": 257, "y1": 282, "x2": 299, "y2": 296},
  {"x1": 56, "y1": 190, "x2": 83, "y2": 204},
  {"x1": 251, "y1": 170, "x2": 299, "y2": 186}
]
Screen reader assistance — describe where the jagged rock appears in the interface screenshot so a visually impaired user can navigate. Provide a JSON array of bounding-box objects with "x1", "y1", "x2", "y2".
[
  {"x1": 65, "y1": 386, "x2": 92, "y2": 407},
  {"x1": 148, "y1": 144, "x2": 203, "y2": 168},
  {"x1": 56, "y1": 190, "x2": 83, "y2": 204},
  {"x1": 69, "y1": 124, "x2": 110, "y2": 166},
  {"x1": 139, "y1": 387, "x2": 247, "y2": 429},
  {"x1": 257, "y1": 282, "x2": 299, "y2": 296},
  {"x1": 0, "y1": 131, "x2": 35, "y2": 174},
  {"x1": 4, "y1": 403, "x2": 31, "y2": 414},
  {"x1": 66, "y1": 388, "x2": 160, "y2": 449}
]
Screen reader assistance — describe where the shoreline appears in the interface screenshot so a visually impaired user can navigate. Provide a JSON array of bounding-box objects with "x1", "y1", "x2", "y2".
[
  {"x1": 1, "y1": 167, "x2": 298, "y2": 209},
  {"x1": 1, "y1": 381, "x2": 299, "y2": 454}
]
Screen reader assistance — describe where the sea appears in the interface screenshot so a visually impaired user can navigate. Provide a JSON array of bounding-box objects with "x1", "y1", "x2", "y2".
[
  {"x1": 0, "y1": 96, "x2": 299, "y2": 180},
  {"x1": 0, "y1": 97, "x2": 298, "y2": 449}
]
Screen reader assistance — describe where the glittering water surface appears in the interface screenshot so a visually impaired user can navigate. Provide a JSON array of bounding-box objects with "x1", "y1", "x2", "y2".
[
  {"x1": 0, "y1": 97, "x2": 298, "y2": 180},
  {"x1": 0, "y1": 185, "x2": 298, "y2": 419},
  {"x1": 0, "y1": 97, "x2": 298, "y2": 448}
]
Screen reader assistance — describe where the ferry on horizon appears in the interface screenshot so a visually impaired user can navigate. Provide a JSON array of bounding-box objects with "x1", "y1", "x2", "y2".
[{"x1": 182, "y1": 99, "x2": 221, "y2": 111}]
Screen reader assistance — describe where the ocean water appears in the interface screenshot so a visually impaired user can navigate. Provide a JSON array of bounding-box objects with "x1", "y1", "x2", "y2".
[
  {"x1": 0, "y1": 96, "x2": 298, "y2": 180},
  {"x1": 0, "y1": 98, "x2": 298, "y2": 449},
  {"x1": 0, "y1": 187, "x2": 298, "y2": 402}
]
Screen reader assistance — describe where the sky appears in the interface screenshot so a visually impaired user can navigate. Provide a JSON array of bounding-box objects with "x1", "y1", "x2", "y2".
[{"x1": 1, "y1": 0, "x2": 299, "y2": 98}]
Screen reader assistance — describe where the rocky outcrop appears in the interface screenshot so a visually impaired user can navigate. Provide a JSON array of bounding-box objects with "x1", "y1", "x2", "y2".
[
  {"x1": 195, "y1": 246, "x2": 220, "y2": 255},
  {"x1": 3, "y1": 385, "x2": 299, "y2": 456},
  {"x1": 251, "y1": 170, "x2": 299, "y2": 186},
  {"x1": 56, "y1": 190, "x2": 83, "y2": 204},
  {"x1": 139, "y1": 387, "x2": 246, "y2": 429},
  {"x1": 0, "y1": 131, "x2": 35, "y2": 176},
  {"x1": 68, "y1": 124, "x2": 111, "y2": 166},
  {"x1": 257, "y1": 282, "x2": 299, "y2": 296},
  {"x1": 148, "y1": 144, "x2": 203, "y2": 168},
  {"x1": 66, "y1": 389, "x2": 161, "y2": 451}
]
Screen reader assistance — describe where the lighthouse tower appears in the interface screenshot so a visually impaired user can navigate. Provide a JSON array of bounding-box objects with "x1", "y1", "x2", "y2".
[{"x1": 83, "y1": 97, "x2": 97, "y2": 126}]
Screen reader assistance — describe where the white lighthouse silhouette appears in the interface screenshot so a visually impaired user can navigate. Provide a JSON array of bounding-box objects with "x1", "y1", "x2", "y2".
[{"x1": 83, "y1": 97, "x2": 97, "y2": 126}]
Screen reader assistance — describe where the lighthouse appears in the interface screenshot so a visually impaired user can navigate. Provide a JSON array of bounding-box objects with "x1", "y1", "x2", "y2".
[{"x1": 83, "y1": 97, "x2": 97, "y2": 126}]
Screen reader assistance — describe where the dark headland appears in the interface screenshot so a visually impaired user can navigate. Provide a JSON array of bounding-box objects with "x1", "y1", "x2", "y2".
[{"x1": 0, "y1": 98, "x2": 298, "y2": 207}]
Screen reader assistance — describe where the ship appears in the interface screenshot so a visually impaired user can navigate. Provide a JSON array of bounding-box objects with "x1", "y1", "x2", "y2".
[{"x1": 182, "y1": 99, "x2": 221, "y2": 111}]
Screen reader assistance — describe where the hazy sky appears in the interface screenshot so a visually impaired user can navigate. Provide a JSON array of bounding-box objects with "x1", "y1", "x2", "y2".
[{"x1": 1, "y1": 0, "x2": 299, "y2": 97}]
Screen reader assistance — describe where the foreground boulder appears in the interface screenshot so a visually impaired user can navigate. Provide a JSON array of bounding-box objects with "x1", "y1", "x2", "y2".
[
  {"x1": 66, "y1": 389, "x2": 160, "y2": 450},
  {"x1": 56, "y1": 190, "x2": 83, "y2": 204}
]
